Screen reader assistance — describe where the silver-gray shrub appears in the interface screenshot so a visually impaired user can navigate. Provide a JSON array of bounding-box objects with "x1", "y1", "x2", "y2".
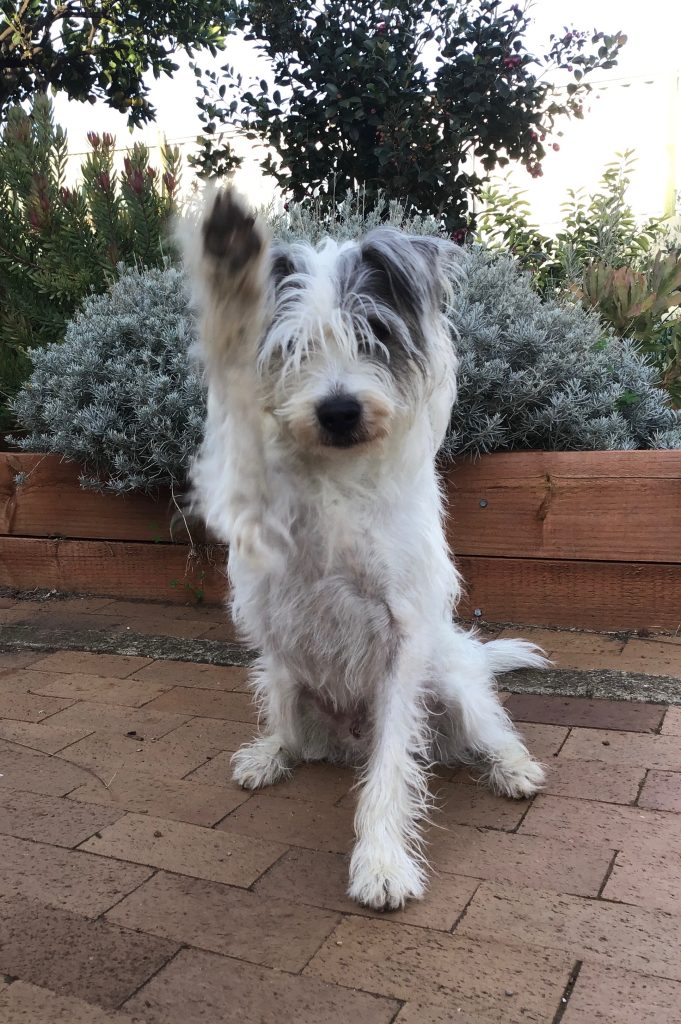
[
  {"x1": 12, "y1": 264, "x2": 205, "y2": 493},
  {"x1": 447, "y1": 247, "x2": 681, "y2": 456},
  {"x1": 12, "y1": 206, "x2": 680, "y2": 494}
]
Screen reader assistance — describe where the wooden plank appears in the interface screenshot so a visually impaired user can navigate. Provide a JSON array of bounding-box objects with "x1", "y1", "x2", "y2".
[
  {"x1": 456, "y1": 555, "x2": 681, "y2": 632},
  {"x1": 2, "y1": 539, "x2": 678, "y2": 632},
  {"x1": 0, "y1": 452, "x2": 196, "y2": 543},
  {"x1": 0, "y1": 537, "x2": 227, "y2": 605},
  {"x1": 448, "y1": 450, "x2": 681, "y2": 480},
  {"x1": 4, "y1": 450, "x2": 681, "y2": 564},
  {"x1": 445, "y1": 454, "x2": 681, "y2": 564}
]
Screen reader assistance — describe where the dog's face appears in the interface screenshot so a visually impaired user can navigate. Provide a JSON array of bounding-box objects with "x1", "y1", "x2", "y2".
[{"x1": 257, "y1": 229, "x2": 459, "y2": 454}]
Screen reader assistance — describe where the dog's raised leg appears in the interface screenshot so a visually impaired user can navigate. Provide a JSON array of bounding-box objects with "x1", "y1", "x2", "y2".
[
  {"x1": 186, "y1": 188, "x2": 279, "y2": 563},
  {"x1": 348, "y1": 641, "x2": 430, "y2": 910}
]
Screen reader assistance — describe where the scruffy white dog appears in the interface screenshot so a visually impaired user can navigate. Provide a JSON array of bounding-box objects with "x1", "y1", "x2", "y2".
[{"x1": 182, "y1": 189, "x2": 545, "y2": 910}]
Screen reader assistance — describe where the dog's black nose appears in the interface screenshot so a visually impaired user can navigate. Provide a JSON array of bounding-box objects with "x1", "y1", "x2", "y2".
[{"x1": 317, "y1": 395, "x2": 362, "y2": 441}]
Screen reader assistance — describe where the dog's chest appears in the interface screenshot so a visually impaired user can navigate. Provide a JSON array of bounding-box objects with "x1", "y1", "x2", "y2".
[{"x1": 240, "y1": 522, "x2": 399, "y2": 696}]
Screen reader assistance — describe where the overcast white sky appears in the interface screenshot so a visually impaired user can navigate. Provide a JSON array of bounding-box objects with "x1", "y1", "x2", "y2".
[{"x1": 52, "y1": 0, "x2": 681, "y2": 222}]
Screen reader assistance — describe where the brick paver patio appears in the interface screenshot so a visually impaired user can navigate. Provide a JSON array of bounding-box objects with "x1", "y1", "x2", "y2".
[{"x1": 1, "y1": 595, "x2": 680, "y2": 1022}]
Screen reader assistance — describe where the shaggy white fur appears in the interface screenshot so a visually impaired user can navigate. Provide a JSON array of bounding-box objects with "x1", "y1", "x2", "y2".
[{"x1": 181, "y1": 188, "x2": 546, "y2": 910}]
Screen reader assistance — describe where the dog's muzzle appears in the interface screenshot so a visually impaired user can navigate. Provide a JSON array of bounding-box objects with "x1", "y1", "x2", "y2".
[{"x1": 316, "y1": 394, "x2": 363, "y2": 447}]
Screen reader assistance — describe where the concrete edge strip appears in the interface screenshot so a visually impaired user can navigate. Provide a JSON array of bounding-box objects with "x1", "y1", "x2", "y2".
[
  {"x1": 0, "y1": 623, "x2": 255, "y2": 668},
  {"x1": 1, "y1": 621, "x2": 680, "y2": 704}
]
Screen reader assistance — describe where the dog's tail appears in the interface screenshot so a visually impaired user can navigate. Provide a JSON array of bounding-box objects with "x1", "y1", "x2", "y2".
[{"x1": 483, "y1": 637, "x2": 550, "y2": 674}]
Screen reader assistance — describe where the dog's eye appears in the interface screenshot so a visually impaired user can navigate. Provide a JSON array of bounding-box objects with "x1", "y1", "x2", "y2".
[{"x1": 367, "y1": 316, "x2": 392, "y2": 344}]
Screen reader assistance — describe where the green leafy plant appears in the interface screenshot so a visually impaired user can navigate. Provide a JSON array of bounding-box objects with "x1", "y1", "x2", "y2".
[
  {"x1": 0, "y1": 95, "x2": 182, "y2": 430},
  {"x1": 475, "y1": 152, "x2": 680, "y2": 403},
  {"x1": 0, "y1": 0, "x2": 236, "y2": 125},
  {"x1": 571, "y1": 253, "x2": 681, "y2": 405},
  {"x1": 194, "y1": 0, "x2": 625, "y2": 231},
  {"x1": 477, "y1": 151, "x2": 667, "y2": 292}
]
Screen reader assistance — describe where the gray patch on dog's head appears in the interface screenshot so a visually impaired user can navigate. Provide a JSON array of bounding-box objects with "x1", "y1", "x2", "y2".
[{"x1": 337, "y1": 229, "x2": 455, "y2": 381}]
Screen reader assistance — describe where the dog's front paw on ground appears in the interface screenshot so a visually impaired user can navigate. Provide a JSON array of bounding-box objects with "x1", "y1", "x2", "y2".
[
  {"x1": 348, "y1": 843, "x2": 426, "y2": 910},
  {"x1": 202, "y1": 189, "x2": 265, "y2": 275},
  {"x1": 487, "y1": 746, "x2": 545, "y2": 799},
  {"x1": 231, "y1": 737, "x2": 291, "y2": 790}
]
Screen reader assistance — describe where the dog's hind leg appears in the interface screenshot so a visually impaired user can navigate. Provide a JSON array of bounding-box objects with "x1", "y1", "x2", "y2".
[
  {"x1": 232, "y1": 660, "x2": 302, "y2": 790},
  {"x1": 348, "y1": 639, "x2": 430, "y2": 910},
  {"x1": 433, "y1": 627, "x2": 545, "y2": 798}
]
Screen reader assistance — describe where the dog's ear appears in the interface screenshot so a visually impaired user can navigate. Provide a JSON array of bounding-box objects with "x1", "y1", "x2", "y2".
[
  {"x1": 269, "y1": 245, "x2": 296, "y2": 291},
  {"x1": 360, "y1": 230, "x2": 459, "y2": 319}
]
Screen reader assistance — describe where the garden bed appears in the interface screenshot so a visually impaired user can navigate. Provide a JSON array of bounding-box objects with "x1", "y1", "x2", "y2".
[{"x1": 1, "y1": 450, "x2": 679, "y2": 631}]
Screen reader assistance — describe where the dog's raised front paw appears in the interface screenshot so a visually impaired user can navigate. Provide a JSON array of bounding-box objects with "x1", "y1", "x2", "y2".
[
  {"x1": 202, "y1": 189, "x2": 265, "y2": 275},
  {"x1": 348, "y1": 840, "x2": 426, "y2": 910},
  {"x1": 231, "y1": 737, "x2": 292, "y2": 790},
  {"x1": 486, "y1": 743, "x2": 545, "y2": 799}
]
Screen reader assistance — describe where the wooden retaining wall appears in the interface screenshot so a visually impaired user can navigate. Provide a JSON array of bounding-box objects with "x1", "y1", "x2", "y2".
[{"x1": 1, "y1": 450, "x2": 680, "y2": 630}]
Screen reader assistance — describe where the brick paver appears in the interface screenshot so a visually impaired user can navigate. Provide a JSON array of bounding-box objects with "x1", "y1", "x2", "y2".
[
  {"x1": 45, "y1": 699, "x2": 190, "y2": 739},
  {"x1": 0, "y1": 715, "x2": 96, "y2": 753},
  {"x1": 0, "y1": 615, "x2": 679, "y2": 1022},
  {"x1": 0, "y1": 690, "x2": 75, "y2": 722},
  {"x1": 540, "y1": 758, "x2": 645, "y2": 804},
  {"x1": 0, "y1": 740, "x2": 92, "y2": 795},
  {"x1": 217, "y1": 793, "x2": 355, "y2": 853},
  {"x1": 639, "y1": 769, "x2": 681, "y2": 813},
  {"x1": 561, "y1": 964, "x2": 681, "y2": 1024},
  {"x1": 0, "y1": 667, "x2": 69, "y2": 695},
  {"x1": 69, "y1": 767, "x2": 250, "y2": 826},
  {"x1": 80, "y1": 812, "x2": 287, "y2": 886},
  {"x1": 520, "y1": 794, "x2": 681, "y2": 848},
  {"x1": 144, "y1": 686, "x2": 258, "y2": 721},
  {"x1": 618, "y1": 639, "x2": 681, "y2": 677},
  {"x1": 31, "y1": 672, "x2": 172, "y2": 707},
  {"x1": 662, "y1": 706, "x2": 681, "y2": 735},
  {"x1": 160, "y1": 715, "x2": 257, "y2": 758},
  {"x1": 125, "y1": 948, "x2": 401, "y2": 1023},
  {"x1": 603, "y1": 844, "x2": 681, "y2": 914},
  {"x1": 32, "y1": 651, "x2": 153, "y2": 677},
  {"x1": 254, "y1": 847, "x2": 479, "y2": 931},
  {"x1": 0, "y1": 896, "x2": 179, "y2": 1009},
  {"x1": 131, "y1": 659, "x2": 249, "y2": 690},
  {"x1": 560, "y1": 728, "x2": 681, "y2": 770},
  {"x1": 56, "y1": 728, "x2": 215, "y2": 779},
  {"x1": 0, "y1": 833, "x2": 153, "y2": 916},
  {"x1": 107, "y1": 870, "x2": 340, "y2": 971},
  {"x1": 504, "y1": 692, "x2": 665, "y2": 732},
  {"x1": 0, "y1": 788, "x2": 123, "y2": 846},
  {"x1": 498, "y1": 626, "x2": 625, "y2": 670},
  {"x1": 458, "y1": 881, "x2": 681, "y2": 980},
  {"x1": 306, "y1": 916, "x2": 573, "y2": 1024},
  {"x1": 439, "y1": 782, "x2": 532, "y2": 829},
  {"x1": 0, "y1": 650, "x2": 43, "y2": 671},
  {"x1": 427, "y1": 821, "x2": 613, "y2": 895},
  {"x1": 0, "y1": 981, "x2": 143, "y2": 1023}
]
